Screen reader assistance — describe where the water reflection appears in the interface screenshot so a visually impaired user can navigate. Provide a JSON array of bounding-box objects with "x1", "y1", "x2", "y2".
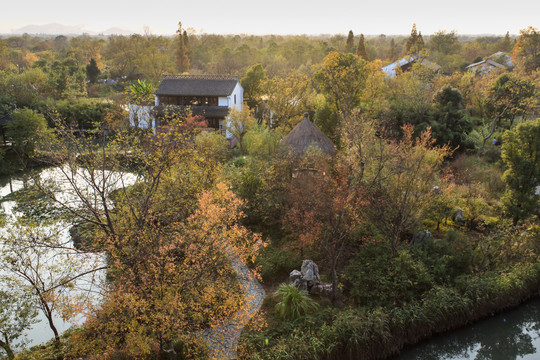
[
  {"x1": 0, "y1": 167, "x2": 135, "y2": 349},
  {"x1": 397, "y1": 300, "x2": 540, "y2": 360}
]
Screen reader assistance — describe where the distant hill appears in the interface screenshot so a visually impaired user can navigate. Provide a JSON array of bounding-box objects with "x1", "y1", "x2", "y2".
[{"x1": 10, "y1": 23, "x2": 135, "y2": 36}]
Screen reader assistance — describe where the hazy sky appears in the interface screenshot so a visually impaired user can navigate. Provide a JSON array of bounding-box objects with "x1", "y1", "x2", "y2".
[{"x1": 1, "y1": 0, "x2": 539, "y2": 35}]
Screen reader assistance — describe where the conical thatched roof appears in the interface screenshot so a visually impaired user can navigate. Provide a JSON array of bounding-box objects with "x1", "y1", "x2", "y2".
[{"x1": 282, "y1": 115, "x2": 336, "y2": 156}]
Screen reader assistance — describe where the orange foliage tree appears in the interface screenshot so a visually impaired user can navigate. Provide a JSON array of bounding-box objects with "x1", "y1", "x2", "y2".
[{"x1": 283, "y1": 152, "x2": 367, "y2": 302}]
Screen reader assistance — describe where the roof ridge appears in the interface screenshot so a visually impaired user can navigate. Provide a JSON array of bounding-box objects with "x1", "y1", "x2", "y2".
[{"x1": 162, "y1": 74, "x2": 238, "y2": 81}]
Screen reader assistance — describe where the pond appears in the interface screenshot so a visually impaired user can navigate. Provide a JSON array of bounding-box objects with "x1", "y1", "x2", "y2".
[
  {"x1": 0, "y1": 167, "x2": 135, "y2": 349},
  {"x1": 397, "y1": 299, "x2": 540, "y2": 360}
]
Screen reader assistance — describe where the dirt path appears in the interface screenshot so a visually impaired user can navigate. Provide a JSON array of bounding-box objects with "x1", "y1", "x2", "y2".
[{"x1": 203, "y1": 245, "x2": 265, "y2": 359}]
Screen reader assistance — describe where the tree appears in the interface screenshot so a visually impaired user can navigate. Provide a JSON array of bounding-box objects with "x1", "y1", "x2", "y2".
[
  {"x1": 501, "y1": 118, "x2": 540, "y2": 225},
  {"x1": 6, "y1": 108, "x2": 53, "y2": 161},
  {"x1": 241, "y1": 63, "x2": 267, "y2": 109},
  {"x1": 284, "y1": 153, "x2": 366, "y2": 301},
  {"x1": 175, "y1": 22, "x2": 190, "y2": 73},
  {"x1": 404, "y1": 24, "x2": 423, "y2": 54},
  {"x1": 262, "y1": 72, "x2": 316, "y2": 130},
  {"x1": 429, "y1": 85, "x2": 474, "y2": 150},
  {"x1": 0, "y1": 289, "x2": 38, "y2": 359},
  {"x1": 512, "y1": 26, "x2": 540, "y2": 72},
  {"x1": 481, "y1": 72, "x2": 536, "y2": 149},
  {"x1": 430, "y1": 30, "x2": 460, "y2": 55},
  {"x1": 314, "y1": 51, "x2": 369, "y2": 123},
  {"x1": 356, "y1": 34, "x2": 368, "y2": 60},
  {"x1": 85, "y1": 58, "x2": 100, "y2": 84},
  {"x1": 1, "y1": 223, "x2": 104, "y2": 347},
  {"x1": 500, "y1": 31, "x2": 514, "y2": 53},
  {"x1": 365, "y1": 125, "x2": 452, "y2": 256},
  {"x1": 388, "y1": 38, "x2": 397, "y2": 60},
  {"x1": 227, "y1": 106, "x2": 257, "y2": 154},
  {"x1": 346, "y1": 30, "x2": 355, "y2": 52}
]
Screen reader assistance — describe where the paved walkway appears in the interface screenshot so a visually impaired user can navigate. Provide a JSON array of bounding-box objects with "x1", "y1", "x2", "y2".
[{"x1": 203, "y1": 244, "x2": 265, "y2": 359}]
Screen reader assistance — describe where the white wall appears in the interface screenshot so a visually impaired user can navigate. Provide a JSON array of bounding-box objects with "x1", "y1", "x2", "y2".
[
  {"x1": 230, "y1": 82, "x2": 244, "y2": 110},
  {"x1": 218, "y1": 97, "x2": 229, "y2": 106}
]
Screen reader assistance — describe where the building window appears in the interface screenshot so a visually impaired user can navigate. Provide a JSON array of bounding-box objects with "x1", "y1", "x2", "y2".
[{"x1": 234, "y1": 94, "x2": 236, "y2": 105}]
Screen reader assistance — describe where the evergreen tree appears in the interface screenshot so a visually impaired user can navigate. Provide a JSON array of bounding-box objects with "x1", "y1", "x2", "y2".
[
  {"x1": 500, "y1": 31, "x2": 513, "y2": 52},
  {"x1": 417, "y1": 31, "x2": 425, "y2": 49},
  {"x1": 346, "y1": 30, "x2": 355, "y2": 52},
  {"x1": 356, "y1": 34, "x2": 368, "y2": 60},
  {"x1": 404, "y1": 23, "x2": 419, "y2": 54},
  {"x1": 388, "y1": 38, "x2": 397, "y2": 60},
  {"x1": 175, "y1": 21, "x2": 190, "y2": 73},
  {"x1": 85, "y1": 58, "x2": 100, "y2": 84}
]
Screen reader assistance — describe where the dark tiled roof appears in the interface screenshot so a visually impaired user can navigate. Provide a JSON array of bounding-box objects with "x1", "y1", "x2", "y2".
[
  {"x1": 155, "y1": 74, "x2": 239, "y2": 97},
  {"x1": 153, "y1": 105, "x2": 230, "y2": 119}
]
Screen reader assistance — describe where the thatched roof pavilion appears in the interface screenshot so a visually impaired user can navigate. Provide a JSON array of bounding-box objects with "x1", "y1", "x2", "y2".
[{"x1": 282, "y1": 113, "x2": 336, "y2": 156}]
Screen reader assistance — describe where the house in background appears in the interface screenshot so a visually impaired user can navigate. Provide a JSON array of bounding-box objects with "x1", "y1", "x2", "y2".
[
  {"x1": 466, "y1": 52, "x2": 513, "y2": 75},
  {"x1": 152, "y1": 74, "x2": 243, "y2": 137},
  {"x1": 382, "y1": 54, "x2": 441, "y2": 78}
]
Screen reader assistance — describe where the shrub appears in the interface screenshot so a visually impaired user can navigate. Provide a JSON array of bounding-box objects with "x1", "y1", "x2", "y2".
[{"x1": 274, "y1": 283, "x2": 319, "y2": 321}]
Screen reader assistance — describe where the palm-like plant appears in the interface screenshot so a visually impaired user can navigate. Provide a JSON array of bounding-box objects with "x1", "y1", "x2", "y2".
[{"x1": 274, "y1": 283, "x2": 319, "y2": 321}]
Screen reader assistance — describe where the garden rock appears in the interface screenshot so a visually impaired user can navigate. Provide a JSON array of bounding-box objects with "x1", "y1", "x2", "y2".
[
  {"x1": 301, "y1": 260, "x2": 320, "y2": 284},
  {"x1": 289, "y1": 269, "x2": 302, "y2": 283},
  {"x1": 452, "y1": 208, "x2": 464, "y2": 223}
]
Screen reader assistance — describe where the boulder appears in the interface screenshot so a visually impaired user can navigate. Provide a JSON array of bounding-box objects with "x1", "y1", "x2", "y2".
[
  {"x1": 452, "y1": 208, "x2": 464, "y2": 223},
  {"x1": 293, "y1": 278, "x2": 308, "y2": 291},
  {"x1": 301, "y1": 260, "x2": 320, "y2": 284},
  {"x1": 289, "y1": 269, "x2": 302, "y2": 283}
]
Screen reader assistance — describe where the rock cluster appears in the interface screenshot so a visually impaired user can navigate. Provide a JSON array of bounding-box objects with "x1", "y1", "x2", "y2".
[{"x1": 289, "y1": 260, "x2": 334, "y2": 297}]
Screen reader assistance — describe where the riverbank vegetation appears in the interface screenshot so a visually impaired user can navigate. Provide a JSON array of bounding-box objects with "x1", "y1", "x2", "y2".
[{"x1": 0, "y1": 24, "x2": 539, "y2": 359}]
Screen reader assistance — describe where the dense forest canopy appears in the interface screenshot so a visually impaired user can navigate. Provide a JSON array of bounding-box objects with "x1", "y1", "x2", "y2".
[{"x1": 0, "y1": 24, "x2": 538, "y2": 360}]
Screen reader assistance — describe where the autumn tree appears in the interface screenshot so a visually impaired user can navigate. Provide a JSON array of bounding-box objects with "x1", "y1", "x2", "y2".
[
  {"x1": 512, "y1": 26, "x2": 540, "y2": 72},
  {"x1": 365, "y1": 125, "x2": 452, "y2": 256},
  {"x1": 314, "y1": 51, "x2": 369, "y2": 123},
  {"x1": 262, "y1": 71, "x2": 316, "y2": 130},
  {"x1": 283, "y1": 152, "x2": 366, "y2": 301},
  {"x1": 175, "y1": 21, "x2": 190, "y2": 73},
  {"x1": 356, "y1": 34, "x2": 368, "y2": 60},
  {"x1": 75, "y1": 183, "x2": 260, "y2": 356}
]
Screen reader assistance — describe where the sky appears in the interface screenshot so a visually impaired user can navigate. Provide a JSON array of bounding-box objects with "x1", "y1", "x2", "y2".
[{"x1": 1, "y1": 0, "x2": 539, "y2": 36}]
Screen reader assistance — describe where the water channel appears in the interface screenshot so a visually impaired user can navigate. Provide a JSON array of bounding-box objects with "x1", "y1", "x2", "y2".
[{"x1": 397, "y1": 299, "x2": 540, "y2": 359}]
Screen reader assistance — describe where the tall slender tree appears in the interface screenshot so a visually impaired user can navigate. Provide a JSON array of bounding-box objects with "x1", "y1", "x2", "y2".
[
  {"x1": 356, "y1": 34, "x2": 368, "y2": 60},
  {"x1": 346, "y1": 30, "x2": 355, "y2": 52},
  {"x1": 175, "y1": 21, "x2": 190, "y2": 73},
  {"x1": 404, "y1": 23, "x2": 419, "y2": 54}
]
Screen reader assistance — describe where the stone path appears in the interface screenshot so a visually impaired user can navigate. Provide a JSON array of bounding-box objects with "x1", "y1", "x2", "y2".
[{"x1": 203, "y1": 244, "x2": 265, "y2": 359}]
